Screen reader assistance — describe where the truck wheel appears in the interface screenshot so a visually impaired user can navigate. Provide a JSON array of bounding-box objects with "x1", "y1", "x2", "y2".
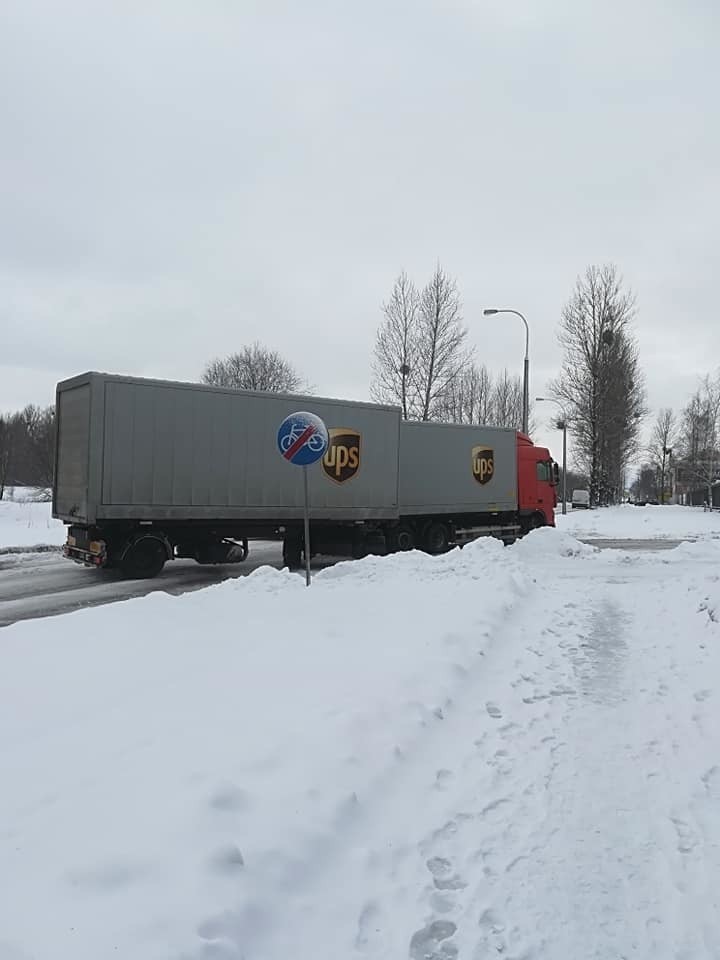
[
  {"x1": 425, "y1": 522, "x2": 450, "y2": 555},
  {"x1": 389, "y1": 525, "x2": 415, "y2": 552},
  {"x1": 119, "y1": 536, "x2": 167, "y2": 579}
]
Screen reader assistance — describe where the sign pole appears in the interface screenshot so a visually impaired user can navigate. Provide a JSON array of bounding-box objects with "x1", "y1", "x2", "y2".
[{"x1": 303, "y1": 464, "x2": 311, "y2": 587}]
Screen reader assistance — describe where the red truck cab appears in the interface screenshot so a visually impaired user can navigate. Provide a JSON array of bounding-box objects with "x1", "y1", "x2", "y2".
[{"x1": 516, "y1": 433, "x2": 558, "y2": 529}]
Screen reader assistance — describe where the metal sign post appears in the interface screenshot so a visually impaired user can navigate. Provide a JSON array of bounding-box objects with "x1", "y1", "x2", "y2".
[
  {"x1": 277, "y1": 411, "x2": 329, "y2": 586},
  {"x1": 302, "y1": 465, "x2": 311, "y2": 587}
]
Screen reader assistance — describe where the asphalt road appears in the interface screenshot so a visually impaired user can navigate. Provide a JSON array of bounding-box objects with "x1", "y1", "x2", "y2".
[
  {"x1": 0, "y1": 537, "x2": 689, "y2": 629},
  {"x1": 0, "y1": 542, "x2": 291, "y2": 629}
]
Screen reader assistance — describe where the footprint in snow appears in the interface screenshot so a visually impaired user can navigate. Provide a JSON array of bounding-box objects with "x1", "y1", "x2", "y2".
[
  {"x1": 486, "y1": 702, "x2": 502, "y2": 719},
  {"x1": 356, "y1": 900, "x2": 384, "y2": 952},
  {"x1": 435, "y1": 769, "x2": 454, "y2": 790},
  {"x1": 670, "y1": 816, "x2": 700, "y2": 855},
  {"x1": 476, "y1": 907, "x2": 508, "y2": 955},
  {"x1": 409, "y1": 920, "x2": 458, "y2": 960},
  {"x1": 427, "y1": 857, "x2": 453, "y2": 878},
  {"x1": 427, "y1": 856, "x2": 467, "y2": 891}
]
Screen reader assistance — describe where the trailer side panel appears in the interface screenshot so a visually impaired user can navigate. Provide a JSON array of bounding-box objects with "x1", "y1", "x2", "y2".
[
  {"x1": 60, "y1": 375, "x2": 402, "y2": 522},
  {"x1": 398, "y1": 421, "x2": 517, "y2": 515}
]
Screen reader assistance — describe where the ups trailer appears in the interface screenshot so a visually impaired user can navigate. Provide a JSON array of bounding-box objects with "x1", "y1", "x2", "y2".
[
  {"x1": 395, "y1": 420, "x2": 557, "y2": 554},
  {"x1": 53, "y1": 373, "x2": 558, "y2": 577}
]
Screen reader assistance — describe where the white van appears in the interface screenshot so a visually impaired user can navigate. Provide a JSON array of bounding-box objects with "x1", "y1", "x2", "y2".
[{"x1": 572, "y1": 489, "x2": 590, "y2": 509}]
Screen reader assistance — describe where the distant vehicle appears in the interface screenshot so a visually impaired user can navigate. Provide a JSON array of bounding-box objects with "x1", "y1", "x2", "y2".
[
  {"x1": 53, "y1": 373, "x2": 559, "y2": 577},
  {"x1": 571, "y1": 489, "x2": 590, "y2": 510}
]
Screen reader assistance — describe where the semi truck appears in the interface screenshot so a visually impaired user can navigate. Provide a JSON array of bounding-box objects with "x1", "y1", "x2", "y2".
[{"x1": 53, "y1": 373, "x2": 558, "y2": 577}]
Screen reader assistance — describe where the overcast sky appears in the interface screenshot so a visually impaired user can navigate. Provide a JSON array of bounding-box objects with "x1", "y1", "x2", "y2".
[{"x1": 2, "y1": 0, "x2": 718, "y2": 462}]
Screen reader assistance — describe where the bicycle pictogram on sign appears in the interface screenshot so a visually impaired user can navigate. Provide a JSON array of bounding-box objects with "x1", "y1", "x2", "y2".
[{"x1": 276, "y1": 411, "x2": 329, "y2": 467}]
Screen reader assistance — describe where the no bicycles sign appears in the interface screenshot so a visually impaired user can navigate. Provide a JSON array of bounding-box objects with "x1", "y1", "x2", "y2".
[
  {"x1": 276, "y1": 412, "x2": 328, "y2": 466},
  {"x1": 277, "y1": 411, "x2": 329, "y2": 586}
]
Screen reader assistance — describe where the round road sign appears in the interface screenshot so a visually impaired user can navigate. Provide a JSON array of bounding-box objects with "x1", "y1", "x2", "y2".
[{"x1": 277, "y1": 411, "x2": 329, "y2": 466}]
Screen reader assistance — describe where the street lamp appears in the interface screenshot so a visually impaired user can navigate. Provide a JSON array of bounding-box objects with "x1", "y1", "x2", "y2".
[
  {"x1": 536, "y1": 397, "x2": 567, "y2": 514},
  {"x1": 483, "y1": 308, "x2": 529, "y2": 435}
]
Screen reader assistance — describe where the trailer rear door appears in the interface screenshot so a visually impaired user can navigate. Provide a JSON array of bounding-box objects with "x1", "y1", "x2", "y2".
[{"x1": 54, "y1": 382, "x2": 91, "y2": 521}]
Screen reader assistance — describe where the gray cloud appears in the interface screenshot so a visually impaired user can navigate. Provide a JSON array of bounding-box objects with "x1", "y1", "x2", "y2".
[{"x1": 2, "y1": 0, "x2": 718, "y2": 462}]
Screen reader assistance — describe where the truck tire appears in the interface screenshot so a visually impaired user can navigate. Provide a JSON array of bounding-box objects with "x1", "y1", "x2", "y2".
[
  {"x1": 425, "y1": 522, "x2": 450, "y2": 555},
  {"x1": 388, "y1": 524, "x2": 415, "y2": 552},
  {"x1": 119, "y1": 536, "x2": 168, "y2": 579}
]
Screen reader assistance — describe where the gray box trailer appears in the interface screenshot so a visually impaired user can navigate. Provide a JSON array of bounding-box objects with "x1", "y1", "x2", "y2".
[
  {"x1": 398, "y1": 421, "x2": 518, "y2": 515},
  {"x1": 54, "y1": 373, "x2": 401, "y2": 575}
]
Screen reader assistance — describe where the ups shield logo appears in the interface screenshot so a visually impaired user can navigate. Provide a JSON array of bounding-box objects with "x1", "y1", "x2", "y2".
[
  {"x1": 472, "y1": 445, "x2": 494, "y2": 485},
  {"x1": 323, "y1": 429, "x2": 361, "y2": 483}
]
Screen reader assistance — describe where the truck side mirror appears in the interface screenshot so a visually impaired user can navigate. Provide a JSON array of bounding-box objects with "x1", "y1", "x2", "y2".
[{"x1": 553, "y1": 463, "x2": 560, "y2": 485}]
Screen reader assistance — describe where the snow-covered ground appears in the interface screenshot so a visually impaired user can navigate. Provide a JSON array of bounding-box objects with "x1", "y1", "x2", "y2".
[
  {"x1": 0, "y1": 488, "x2": 65, "y2": 551},
  {"x1": 2, "y1": 525, "x2": 720, "y2": 959},
  {"x1": 557, "y1": 502, "x2": 720, "y2": 540}
]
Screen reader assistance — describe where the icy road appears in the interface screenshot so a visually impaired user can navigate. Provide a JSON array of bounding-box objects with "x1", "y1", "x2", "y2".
[
  {"x1": 2, "y1": 511, "x2": 720, "y2": 959},
  {"x1": 0, "y1": 542, "x2": 287, "y2": 628}
]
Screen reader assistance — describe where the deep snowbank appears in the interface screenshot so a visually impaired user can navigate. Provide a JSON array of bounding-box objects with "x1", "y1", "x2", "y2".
[
  {"x1": 0, "y1": 539, "x2": 529, "y2": 960},
  {"x1": 556, "y1": 502, "x2": 720, "y2": 540},
  {"x1": 5, "y1": 524, "x2": 720, "y2": 959}
]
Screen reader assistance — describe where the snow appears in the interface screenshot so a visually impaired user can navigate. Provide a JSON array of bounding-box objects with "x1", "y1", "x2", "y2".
[
  {"x1": 2, "y1": 525, "x2": 720, "y2": 958},
  {"x1": 557, "y1": 501, "x2": 720, "y2": 540},
  {"x1": 0, "y1": 488, "x2": 65, "y2": 551}
]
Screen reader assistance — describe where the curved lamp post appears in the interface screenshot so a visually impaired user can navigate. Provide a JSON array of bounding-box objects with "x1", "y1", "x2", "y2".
[{"x1": 483, "y1": 308, "x2": 529, "y2": 435}]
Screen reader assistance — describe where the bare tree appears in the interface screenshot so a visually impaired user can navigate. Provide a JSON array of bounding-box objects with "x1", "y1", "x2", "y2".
[
  {"x1": 415, "y1": 264, "x2": 470, "y2": 421},
  {"x1": 490, "y1": 369, "x2": 525, "y2": 430},
  {"x1": 370, "y1": 271, "x2": 420, "y2": 419},
  {"x1": 647, "y1": 408, "x2": 678, "y2": 503},
  {"x1": 550, "y1": 264, "x2": 647, "y2": 506},
  {"x1": 424, "y1": 362, "x2": 535, "y2": 432},
  {"x1": 0, "y1": 406, "x2": 56, "y2": 493},
  {"x1": 0, "y1": 415, "x2": 14, "y2": 500},
  {"x1": 678, "y1": 372, "x2": 720, "y2": 504},
  {"x1": 435, "y1": 363, "x2": 492, "y2": 424},
  {"x1": 371, "y1": 264, "x2": 470, "y2": 421},
  {"x1": 22, "y1": 405, "x2": 55, "y2": 491},
  {"x1": 202, "y1": 342, "x2": 306, "y2": 394}
]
